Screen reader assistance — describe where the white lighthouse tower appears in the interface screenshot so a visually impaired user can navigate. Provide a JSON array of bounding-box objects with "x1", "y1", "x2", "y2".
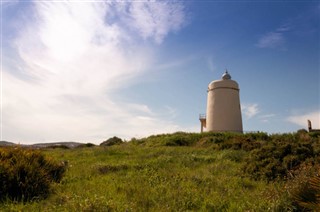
[{"x1": 201, "y1": 70, "x2": 243, "y2": 133}]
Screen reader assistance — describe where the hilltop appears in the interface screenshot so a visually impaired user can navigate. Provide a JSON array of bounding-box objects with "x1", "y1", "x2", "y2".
[
  {"x1": 0, "y1": 131, "x2": 319, "y2": 211},
  {"x1": 0, "y1": 141, "x2": 86, "y2": 149},
  {"x1": 0, "y1": 141, "x2": 15, "y2": 146}
]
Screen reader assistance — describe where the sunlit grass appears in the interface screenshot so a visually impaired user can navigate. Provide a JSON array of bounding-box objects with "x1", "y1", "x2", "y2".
[{"x1": 0, "y1": 144, "x2": 293, "y2": 211}]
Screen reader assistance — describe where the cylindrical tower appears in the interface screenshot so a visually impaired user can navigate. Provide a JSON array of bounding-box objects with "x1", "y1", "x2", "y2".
[{"x1": 206, "y1": 71, "x2": 243, "y2": 133}]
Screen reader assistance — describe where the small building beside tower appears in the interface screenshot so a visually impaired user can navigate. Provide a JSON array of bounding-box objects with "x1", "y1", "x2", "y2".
[
  {"x1": 308, "y1": 120, "x2": 320, "y2": 133},
  {"x1": 200, "y1": 70, "x2": 243, "y2": 133}
]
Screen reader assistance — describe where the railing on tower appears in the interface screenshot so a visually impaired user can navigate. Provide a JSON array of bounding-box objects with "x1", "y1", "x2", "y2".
[
  {"x1": 199, "y1": 114, "x2": 206, "y2": 120},
  {"x1": 199, "y1": 114, "x2": 206, "y2": 133}
]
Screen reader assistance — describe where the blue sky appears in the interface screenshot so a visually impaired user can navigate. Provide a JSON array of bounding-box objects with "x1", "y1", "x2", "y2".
[{"x1": 1, "y1": 1, "x2": 319, "y2": 144}]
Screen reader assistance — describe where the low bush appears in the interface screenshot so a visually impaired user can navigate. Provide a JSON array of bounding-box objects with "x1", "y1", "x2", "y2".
[
  {"x1": 0, "y1": 147, "x2": 67, "y2": 202},
  {"x1": 244, "y1": 140, "x2": 318, "y2": 181},
  {"x1": 100, "y1": 137, "x2": 123, "y2": 146},
  {"x1": 164, "y1": 133, "x2": 195, "y2": 146},
  {"x1": 218, "y1": 137, "x2": 262, "y2": 151},
  {"x1": 309, "y1": 131, "x2": 320, "y2": 138},
  {"x1": 128, "y1": 131, "x2": 320, "y2": 183},
  {"x1": 77, "y1": 143, "x2": 96, "y2": 148},
  {"x1": 286, "y1": 163, "x2": 320, "y2": 211},
  {"x1": 245, "y1": 132, "x2": 269, "y2": 141},
  {"x1": 136, "y1": 132, "x2": 203, "y2": 146},
  {"x1": 46, "y1": 144, "x2": 70, "y2": 149}
]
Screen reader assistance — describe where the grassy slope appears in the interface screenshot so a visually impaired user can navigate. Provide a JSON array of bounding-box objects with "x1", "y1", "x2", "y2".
[{"x1": 0, "y1": 142, "x2": 293, "y2": 211}]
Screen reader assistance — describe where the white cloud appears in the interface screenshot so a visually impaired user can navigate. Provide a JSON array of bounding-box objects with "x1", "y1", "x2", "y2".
[
  {"x1": 154, "y1": 55, "x2": 197, "y2": 72},
  {"x1": 2, "y1": 0, "x2": 187, "y2": 143},
  {"x1": 0, "y1": 1, "x2": 18, "y2": 6},
  {"x1": 256, "y1": 32, "x2": 285, "y2": 49},
  {"x1": 241, "y1": 103, "x2": 259, "y2": 119},
  {"x1": 256, "y1": 21, "x2": 293, "y2": 49},
  {"x1": 276, "y1": 23, "x2": 292, "y2": 32},
  {"x1": 287, "y1": 111, "x2": 320, "y2": 129},
  {"x1": 258, "y1": 114, "x2": 276, "y2": 123},
  {"x1": 259, "y1": 114, "x2": 276, "y2": 119},
  {"x1": 125, "y1": 1, "x2": 186, "y2": 44},
  {"x1": 207, "y1": 56, "x2": 216, "y2": 73}
]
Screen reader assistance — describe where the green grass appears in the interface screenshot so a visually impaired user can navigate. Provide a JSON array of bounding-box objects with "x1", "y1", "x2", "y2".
[
  {"x1": 0, "y1": 146, "x2": 288, "y2": 211},
  {"x1": 1, "y1": 131, "x2": 319, "y2": 211}
]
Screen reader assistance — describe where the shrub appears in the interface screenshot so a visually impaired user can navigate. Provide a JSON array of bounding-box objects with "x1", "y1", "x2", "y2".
[
  {"x1": 309, "y1": 131, "x2": 320, "y2": 139},
  {"x1": 286, "y1": 164, "x2": 320, "y2": 211},
  {"x1": 245, "y1": 132, "x2": 269, "y2": 141},
  {"x1": 217, "y1": 137, "x2": 262, "y2": 151},
  {"x1": 46, "y1": 144, "x2": 70, "y2": 149},
  {"x1": 164, "y1": 134, "x2": 192, "y2": 146},
  {"x1": 100, "y1": 137, "x2": 123, "y2": 146},
  {"x1": 162, "y1": 132, "x2": 205, "y2": 146},
  {"x1": 297, "y1": 129, "x2": 308, "y2": 135},
  {"x1": 244, "y1": 138, "x2": 317, "y2": 181},
  {"x1": 77, "y1": 143, "x2": 96, "y2": 148},
  {"x1": 0, "y1": 147, "x2": 67, "y2": 202}
]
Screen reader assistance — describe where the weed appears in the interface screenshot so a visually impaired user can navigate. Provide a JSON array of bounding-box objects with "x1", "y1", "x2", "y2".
[{"x1": 0, "y1": 147, "x2": 66, "y2": 202}]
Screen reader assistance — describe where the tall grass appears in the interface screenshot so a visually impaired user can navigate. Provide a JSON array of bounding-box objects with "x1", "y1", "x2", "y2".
[
  {"x1": 0, "y1": 146, "x2": 290, "y2": 210},
  {"x1": 1, "y1": 131, "x2": 319, "y2": 211},
  {"x1": 0, "y1": 147, "x2": 66, "y2": 202}
]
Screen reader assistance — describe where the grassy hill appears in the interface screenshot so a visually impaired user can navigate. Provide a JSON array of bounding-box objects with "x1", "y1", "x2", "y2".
[{"x1": 1, "y1": 131, "x2": 319, "y2": 211}]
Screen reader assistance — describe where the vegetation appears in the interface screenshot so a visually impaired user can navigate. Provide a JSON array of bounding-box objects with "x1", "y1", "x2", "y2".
[
  {"x1": 0, "y1": 131, "x2": 319, "y2": 211},
  {"x1": 0, "y1": 147, "x2": 66, "y2": 202},
  {"x1": 76, "y1": 143, "x2": 96, "y2": 148},
  {"x1": 287, "y1": 163, "x2": 320, "y2": 211},
  {"x1": 100, "y1": 136, "x2": 123, "y2": 146}
]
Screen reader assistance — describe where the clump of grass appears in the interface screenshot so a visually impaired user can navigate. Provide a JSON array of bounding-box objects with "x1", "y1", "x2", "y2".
[
  {"x1": 286, "y1": 163, "x2": 320, "y2": 211},
  {"x1": 96, "y1": 164, "x2": 129, "y2": 174},
  {"x1": 164, "y1": 133, "x2": 197, "y2": 146},
  {"x1": 0, "y1": 147, "x2": 67, "y2": 202},
  {"x1": 100, "y1": 136, "x2": 123, "y2": 146},
  {"x1": 244, "y1": 139, "x2": 318, "y2": 181}
]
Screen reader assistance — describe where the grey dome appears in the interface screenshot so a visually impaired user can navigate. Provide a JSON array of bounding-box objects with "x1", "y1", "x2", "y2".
[{"x1": 222, "y1": 70, "x2": 231, "y2": 80}]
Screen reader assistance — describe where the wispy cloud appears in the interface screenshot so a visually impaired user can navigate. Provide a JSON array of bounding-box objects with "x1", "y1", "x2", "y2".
[
  {"x1": 259, "y1": 114, "x2": 276, "y2": 119},
  {"x1": 256, "y1": 32, "x2": 285, "y2": 49},
  {"x1": 277, "y1": 23, "x2": 292, "y2": 32},
  {"x1": 154, "y1": 55, "x2": 197, "y2": 72},
  {"x1": 0, "y1": 0, "x2": 18, "y2": 6},
  {"x1": 124, "y1": 1, "x2": 186, "y2": 44},
  {"x1": 257, "y1": 4, "x2": 320, "y2": 50},
  {"x1": 258, "y1": 114, "x2": 276, "y2": 123},
  {"x1": 287, "y1": 110, "x2": 320, "y2": 129},
  {"x1": 241, "y1": 103, "x2": 259, "y2": 119},
  {"x1": 207, "y1": 56, "x2": 216, "y2": 73},
  {"x1": 2, "y1": 0, "x2": 187, "y2": 143},
  {"x1": 256, "y1": 23, "x2": 291, "y2": 49}
]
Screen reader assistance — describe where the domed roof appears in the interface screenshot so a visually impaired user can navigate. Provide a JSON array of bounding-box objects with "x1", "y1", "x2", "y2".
[
  {"x1": 208, "y1": 70, "x2": 239, "y2": 91},
  {"x1": 222, "y1": 70, "x2": 231, "y2": 80}
]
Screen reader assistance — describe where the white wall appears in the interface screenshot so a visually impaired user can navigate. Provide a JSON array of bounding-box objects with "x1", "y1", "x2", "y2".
[{"x1": 206, "y1": 79, "x2": 243, "y2": 133}]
